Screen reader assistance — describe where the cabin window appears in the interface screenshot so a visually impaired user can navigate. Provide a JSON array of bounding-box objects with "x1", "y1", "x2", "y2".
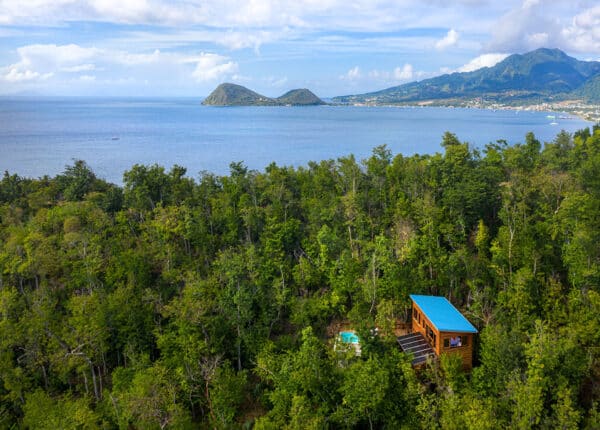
[
  {"x1": 444, "y1": 335, "x2": 469, "y2": 348},
  {"x1": 426, "y1": 325, "x2": 436, "y2": 345},
  {"x1": 413, "y1": 309, "x2": 421, "y2": 325}
]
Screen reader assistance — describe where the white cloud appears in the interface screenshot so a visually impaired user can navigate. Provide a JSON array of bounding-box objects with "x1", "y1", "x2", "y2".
[
  {"x1": 61, "y1": 63, "x2": 96, "y2": 72},
  {"x1": 89, "y1": 0, "x2": 155, "y2": 23},
  {"x1": 0, "y1": 43, "x2": 239, "y2": 90},
  {"x1": 572, "y1": 5, "x2": 600, "y2": 28},
  {"x1": 343, "y1": 66, "x2": 362, "y2": 80},
  {"x1": 190, "y1": 53, "x2": 239, "y2": 82},
  {"x1": 487, "y1": 1, "x2": 600, "y2": 55},
  {"x1": 561, "y1": 6, "x2": 600, "y2": 53},
  {"x1": 1, "y1": 44, "x2": 98, "y2": 83},
  {"x1": 218, "y1": 30, "x2": 278, "y2": 52},
  {"x1": 1, "y1": 66, "x2": 52, "y2": 82},
  {"x1": 264, "y1": 76, "x2": 289, "y2": 88},
  {"x1": 522, "y1": 0, "x2": 539, "y2": 9},
  {"x1": 393, "y1": 63, "x2": 413, "y2": 80},
  {"x1": 0, "y1": 0, "x2": 191, "y2": 25},
  {"x1": 115, "y1": 49, "x2": 162, "y2": 65},
  {"x1": 341, "y1": 63, "x2": 419, "y2": 87},
  {"x1": 18, "y1": 44, "x2": 100, "y2": 69},
  {"x1": 0, "y1": 0, "x2": 500, "y2": 31},
  {"x1": 526, "y1": 32, "x2": 548, "y2": 46},
  {"x1": 435, "y1": 29, "x2": 459, "y2": 50},
  {"x1": 3, "y1": 1, "x2": 600, "y2": 96},
  {"x1": 458, "y1": 53, "x2": 509, "y2": 72}
]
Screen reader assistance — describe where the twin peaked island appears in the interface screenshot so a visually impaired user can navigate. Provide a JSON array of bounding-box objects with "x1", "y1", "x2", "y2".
[
  {"x1": 398, "y1": 295, "x2": 478, "y2": 370},
  {"x1": 202, "y1": 83, "x2": 326, "y2": 106}
]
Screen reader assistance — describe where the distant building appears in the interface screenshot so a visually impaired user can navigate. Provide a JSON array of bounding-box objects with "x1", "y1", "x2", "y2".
[{"x1": 397, "y1": 295, "x2": 478, "y2": 369}]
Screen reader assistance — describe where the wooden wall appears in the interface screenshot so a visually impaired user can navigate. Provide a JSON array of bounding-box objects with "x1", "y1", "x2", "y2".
[
  {"x1": 438, "y1": 331, "x2": 474, "y2": 370},
  {"x1": 411, "y1": 302, "x2": 440, "y2": 351},
  {"x1": 411, "y1": 301, "x2": 473, "y2": 370}
]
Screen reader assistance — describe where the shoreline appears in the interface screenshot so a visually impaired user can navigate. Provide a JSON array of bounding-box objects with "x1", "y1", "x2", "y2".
[{"x1": 340, "y1": 101, "x2": 599, "y2": 123}]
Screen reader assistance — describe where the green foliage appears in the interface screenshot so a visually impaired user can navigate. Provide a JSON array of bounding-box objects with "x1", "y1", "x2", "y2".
[
  {"x1": 1, "y1": 129, "x2": 600, "y2": 427},
  {"x1": 23, "y1": 389, "x2": 100, "y2": 429},
  {"x1": 337, "y1": 356, "x2": 390, "y2": 427}
]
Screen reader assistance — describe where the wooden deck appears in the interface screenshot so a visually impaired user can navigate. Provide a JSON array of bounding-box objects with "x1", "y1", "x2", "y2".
[{"x1": 397, "y1": 332, "x2": 435, "y2": 366}]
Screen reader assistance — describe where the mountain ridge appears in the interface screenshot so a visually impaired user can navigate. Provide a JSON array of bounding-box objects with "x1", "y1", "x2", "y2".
[{"x1": 333, "y1": 48, "x2": 600, "y2": 105}]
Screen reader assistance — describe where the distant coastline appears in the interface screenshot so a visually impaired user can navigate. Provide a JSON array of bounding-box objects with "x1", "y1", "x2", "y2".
[
  {"x1": 332, "y1": 100, "x2": 599, "y2": 123},
  {"x1": 332, "y1": 48, "x2": 600, "y2": 123}
]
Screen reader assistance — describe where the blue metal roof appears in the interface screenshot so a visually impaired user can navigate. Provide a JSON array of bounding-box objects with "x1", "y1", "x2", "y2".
[{"x1": 410, "y1": 295, "x2": 478, "y2": 333}]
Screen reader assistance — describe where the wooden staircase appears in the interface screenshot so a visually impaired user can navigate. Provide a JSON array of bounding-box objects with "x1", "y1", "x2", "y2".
[{"x1": 397, "y1": 332, "x2": 435, "y2": 366}]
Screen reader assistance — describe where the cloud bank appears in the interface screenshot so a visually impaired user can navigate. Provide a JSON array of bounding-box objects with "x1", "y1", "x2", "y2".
[
  {"x1": 1, "y1": 0, "x2": 599, "y2": 95},
  {"x1": 0, "y1": 43, "x2": 239, "y2": 90}
]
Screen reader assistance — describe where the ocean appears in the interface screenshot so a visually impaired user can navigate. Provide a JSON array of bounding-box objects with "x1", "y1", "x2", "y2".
[{"x1": 0, "y1": 97, "x2": 591, "y2": 184}]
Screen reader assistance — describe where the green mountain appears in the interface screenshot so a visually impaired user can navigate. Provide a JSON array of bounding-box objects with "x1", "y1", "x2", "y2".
[
  {"x1": 202, "y1": 83, "x2": 279, "y2": 106},
  {"x1": 333, "y1": 48, "x2": 600, "y2": 105},
  {"x1": 276, "y1": 89, "x2": 325, "y2": 105},
  {"x1": 203, "y1": 83, "x2": 325, "y2": 106},
  {"x1": 572, "y1": 74, "x2": 600, "y2": 104}
]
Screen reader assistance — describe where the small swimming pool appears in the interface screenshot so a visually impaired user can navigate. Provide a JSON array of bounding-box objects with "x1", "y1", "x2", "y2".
[{"x1": 339, "y1": 331, "x2": 359, "y2": 344}]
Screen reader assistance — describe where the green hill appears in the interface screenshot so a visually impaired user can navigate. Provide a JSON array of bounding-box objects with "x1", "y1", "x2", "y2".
[
  {"x1": 276, "y1": 89, "x2": 325, "y2": 105},
  {"x1": 203, "y1": 83, "x2": 326, "y2": 106},
  {"x1": 572, "y1": 74, "x2": 600, "y2": 103},
  {"x1": 333, "y1": 48, "x2": 600, "y2": 105},
  {"x1": 202, "y1": 83, "x2": 278, "y2": 106}
]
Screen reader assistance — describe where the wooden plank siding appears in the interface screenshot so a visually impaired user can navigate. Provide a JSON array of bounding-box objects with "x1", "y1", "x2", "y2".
[{"x1": 411, "y1": 301, "x2": 474, "y2": 370}]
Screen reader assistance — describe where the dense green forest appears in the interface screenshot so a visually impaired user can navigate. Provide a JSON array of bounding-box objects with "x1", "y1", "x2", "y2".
[{"x1": 2, "y1": 127, "x2": 600, "y2": 429}]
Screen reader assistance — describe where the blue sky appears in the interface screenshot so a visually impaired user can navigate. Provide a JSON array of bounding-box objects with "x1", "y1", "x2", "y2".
[{"x1": 1, "y1": 0, "x2": 599, "y2": 97}]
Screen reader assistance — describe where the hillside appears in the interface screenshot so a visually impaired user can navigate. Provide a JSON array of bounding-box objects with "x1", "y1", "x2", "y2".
[
  {"x1": 572, "y1": 74, "x2": 600, "y2": 103},
  {"x1": 203, "y1": 83, "x2": 326, "y2": 106},
  {"x1": 334, "y1": 48, "x2": 600, "y2": 105},
  {"x1": 276, "y1": 88, "x2": 326, "y2": 105},
  {"x1": 202, "y1": 83, "x2": 279, "y2": 106}
]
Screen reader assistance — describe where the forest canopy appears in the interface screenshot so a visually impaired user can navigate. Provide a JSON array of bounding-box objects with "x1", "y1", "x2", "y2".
[{"x1": 1, "y1": 127, "x2": 600, "y2": 428}]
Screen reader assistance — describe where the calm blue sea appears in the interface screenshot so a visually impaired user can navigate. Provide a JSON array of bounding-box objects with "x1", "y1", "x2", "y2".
[{"x1": 0, "y1": 97, "x2": 591, "y2": 184}]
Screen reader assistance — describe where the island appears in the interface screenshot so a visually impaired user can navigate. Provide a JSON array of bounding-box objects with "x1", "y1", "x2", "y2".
[{"x1": 202, "y1": 83, "x2": 326, "y2": 106}]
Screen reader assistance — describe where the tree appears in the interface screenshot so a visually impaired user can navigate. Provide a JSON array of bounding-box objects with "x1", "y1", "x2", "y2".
[
  {"x1": 255, "y1": 327, "x2": 337, "y2": 427},
  {"x1": 58, "y1": 160, "x2": 98, "y2": 201},
  {"x1": 23, "y1": 390, "x2": 99, "y2": 429},
  {"x1": 337, "y1": 356, "x2": 389, "y2": 429},
  {"x1": 112, "y1": 363, "x2": 190, "y2": 429}
]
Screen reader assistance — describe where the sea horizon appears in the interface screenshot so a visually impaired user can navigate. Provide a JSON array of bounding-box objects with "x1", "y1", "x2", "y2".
[{"x1": 1, "y1": 97, "x2": 591, "y2": 184}]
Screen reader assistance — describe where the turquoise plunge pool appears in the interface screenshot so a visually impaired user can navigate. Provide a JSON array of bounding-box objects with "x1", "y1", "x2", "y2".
[{"x1": 340, "y1": 331, "x2": 359, "y2": 344}]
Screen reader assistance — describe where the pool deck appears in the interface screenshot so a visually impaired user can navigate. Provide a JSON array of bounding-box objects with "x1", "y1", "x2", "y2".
[
  {"x1": 328, "y1": 319, "x2": 411, "y2": 338},
  {"x1": 334, "y1": 332, "x2": 362, "y2": 356}
]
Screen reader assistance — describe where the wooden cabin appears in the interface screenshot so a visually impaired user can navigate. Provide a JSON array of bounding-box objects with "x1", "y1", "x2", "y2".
[{"x1": 397, "y1": 295, "x2": 478, "y2": 370}]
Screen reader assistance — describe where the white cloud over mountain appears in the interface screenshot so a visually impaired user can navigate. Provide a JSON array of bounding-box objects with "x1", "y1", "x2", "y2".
[
  {"x1": 487, "y1": 1, "x2": 600, "y2": 55},
  {"x1": 341, "y1": 63, "x2": 420, "y2": 89},
  {"x1": 458, "y1": 53, "x2": 509, "y2": 72},
  {"x1": 190, "y1": 53, "x2": 239, "y2": 82}
]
